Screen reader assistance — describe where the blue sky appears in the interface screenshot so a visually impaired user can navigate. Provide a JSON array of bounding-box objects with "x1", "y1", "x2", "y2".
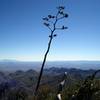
[{"x1": 0, "y1": 0, "x2": 100, "y2": 61}]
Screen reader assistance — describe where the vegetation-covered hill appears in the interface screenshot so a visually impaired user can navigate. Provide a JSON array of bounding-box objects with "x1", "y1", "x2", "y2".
[{"x1": 0, "y1": 67, "x2": 100, "y2": 100}]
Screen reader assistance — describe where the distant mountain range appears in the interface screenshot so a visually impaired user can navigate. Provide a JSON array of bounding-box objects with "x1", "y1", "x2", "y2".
[
  {"x1": 0, "y1": 67, "x2": 100, "y2": 90},
  {"x1": 0, "y1": 60, "x2": 100, "y2": 71}
]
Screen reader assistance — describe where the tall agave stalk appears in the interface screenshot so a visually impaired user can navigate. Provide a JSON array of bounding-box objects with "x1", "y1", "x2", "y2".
[{"x1": 34, "y1": 6, "x2": 69, "y2": 94}]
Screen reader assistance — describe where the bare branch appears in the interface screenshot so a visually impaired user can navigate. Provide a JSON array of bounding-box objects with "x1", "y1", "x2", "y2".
[
  {"x1": 56, "y1": 28, "x2": 63, "y2": 30},
  {"x1": 43, "y1": 22, "x2": 52, "y2": 31},
  {"x1": 58, "y1": 16, "x2": 65, "y2": 20}
]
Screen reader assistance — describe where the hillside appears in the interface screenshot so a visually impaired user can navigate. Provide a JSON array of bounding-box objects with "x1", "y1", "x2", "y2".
[{"x1": 0, "y1": 67, "x2": 100, "y2": 100}]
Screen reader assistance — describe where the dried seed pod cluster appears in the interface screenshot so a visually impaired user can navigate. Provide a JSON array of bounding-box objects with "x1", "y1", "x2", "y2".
[{"x1": 43, "y1": 6, "x2": 69, "y2": 38}]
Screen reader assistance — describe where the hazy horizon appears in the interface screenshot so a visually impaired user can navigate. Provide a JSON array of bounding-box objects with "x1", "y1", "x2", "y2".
[
  {"x1": 1, "y1": 59, "x2": 100, "y2": 62},
  {"x1": 0, "y1": 59, "x2": 100, "y2": 71}
]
